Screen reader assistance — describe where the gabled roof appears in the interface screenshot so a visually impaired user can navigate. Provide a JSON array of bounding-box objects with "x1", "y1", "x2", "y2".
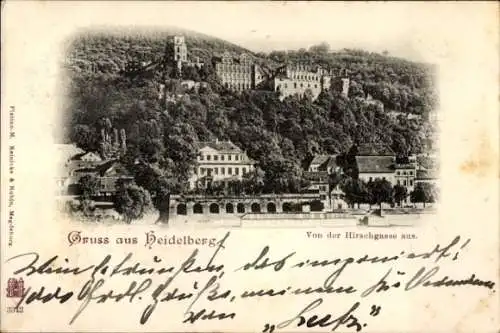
[
  {"x1": 195, "y1": 140, "x2": 242, "y2": 153},
  {"x1": 309, "y1": 155, "x2": 339, "y2": 172},
  {"x1": 70, "y1": 151, "x2": 102, "y2": 162},
  {"x1": 357, "y1": 143, "x2": 394, "y2": 156},
  {"x1": 356, "y1": 155, "x2": 395, "y2": 173},
  {"x1": 96, "y1": 160, "x2": 131, "y2": 177},
  {"x1": 310, "y1": 155, "x2": 330, "y2": 166},
  {"x1": 56, "y1": 144, "x2": 84, "y2": 162}
]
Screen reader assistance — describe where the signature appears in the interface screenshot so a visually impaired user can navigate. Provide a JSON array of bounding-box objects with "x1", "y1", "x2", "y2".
[{"x1": 262, "y1": 298, "x2": 381, "y2": 332}]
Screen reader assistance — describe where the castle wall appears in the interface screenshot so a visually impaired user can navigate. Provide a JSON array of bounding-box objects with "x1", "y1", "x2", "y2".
[{"x1": 274, "y1": 66, "x2": 331, "y2": 100}]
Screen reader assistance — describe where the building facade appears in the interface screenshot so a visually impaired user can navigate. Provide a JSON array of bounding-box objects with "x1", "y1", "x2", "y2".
[
  {"x1": 172, "y1": 36, "x2": 188, "y2": 63},
  {"x1": 189, "y1": 139, "x2": 256, "y2": 189},
  {"x1": 273, "y1": 64, "x2": 332, "y2": 100},
  {"x1": 213, "y1": 52, "x2": 266, "y2": 92}
]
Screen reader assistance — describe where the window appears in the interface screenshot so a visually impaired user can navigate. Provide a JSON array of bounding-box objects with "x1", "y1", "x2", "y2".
[
  {"x1": 300, "y1": 83, "x2": 303, "y2": 88},
  {"x1": 409, "y1": 171, "x2": 414, "y2": 175},
  {"x1": 403, "y1": 180, "x2": 407, "y2": 186},
  {"x1": 221, "y1": 168, "x2": 225, "y2": 175},
  {"x1": 397, "y1": 180, "x2": 401, "y2": 185},
  {"x1": 214, "y1": 155, "x2": 218, "y2": 161},
  {"x1": 221, "y1": 155, "x2": 225, "y2": 161},
  {"x1": 294, "y1": 83, "x2": 297, "y2": 88},
  {"x1": 409, "y1": 180, "x2": 413, "y2": 186},
  {"x1": 396, "y1": 171, "x2": 399, "y2": 175},
  {"x1": 235, "y1": 155, "x2": 238, "y2": 161},
  {"x1": 200, "y1": 155, "x2": 204, "y2": 161},
  {"x1": 228, "y1": 155, "x2": 232, "y2": 161},
  {"x1": 214, "y1": 168, "x2": 219, "y2": 175},
  {"x1": 235, "y1": 168, "x2": 239, "y2": 175},
  {"x1": 207, "y1": 155, "x2": 211, "y2": 161},
  {"x1": 242, "y1": 167, "x2": 247, "y2": 174},
  {"x1": 314, "y1": 84, "x2": 317, "y2": 88},
  {"x1": 403, "y1": 171, "x2": 407, "y2": 175},
  {"x1": 228, "y1": 168, "x2": 232, "y2": 175},
  {"x1": 201, "y1": 168, "x2": 206, "y2": 174}
]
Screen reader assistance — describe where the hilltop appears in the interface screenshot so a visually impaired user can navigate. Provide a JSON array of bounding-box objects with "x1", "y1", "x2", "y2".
[{"x1": 65, "y1": 26, "x2": 255, "y2": 74}]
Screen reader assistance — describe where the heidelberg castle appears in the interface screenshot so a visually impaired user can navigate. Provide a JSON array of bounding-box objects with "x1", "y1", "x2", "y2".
[{"x1": 168, "y1": 35, "x2": 350, "y2": 101}]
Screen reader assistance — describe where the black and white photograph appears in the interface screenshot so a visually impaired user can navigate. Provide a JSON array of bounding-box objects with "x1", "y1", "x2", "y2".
[
  {"x1": 2, "y1": 2, "x2": 499, "y2": 332},
  {"x1": 55, "y1": 23, "x2": 439, "y2": 227}
]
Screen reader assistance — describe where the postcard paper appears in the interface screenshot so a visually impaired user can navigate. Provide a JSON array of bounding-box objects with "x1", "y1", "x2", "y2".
[{"x1": 1, "y1": 1, "x2": 499, "y2": 332}]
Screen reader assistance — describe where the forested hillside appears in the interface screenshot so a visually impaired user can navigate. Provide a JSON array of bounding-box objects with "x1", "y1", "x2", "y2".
[
  {"x1": 267, "y1": 46, "x2": 437, "y2": 116},
  {"x1": 61, "y1": 31, "x2": 438, "y2": 195}
]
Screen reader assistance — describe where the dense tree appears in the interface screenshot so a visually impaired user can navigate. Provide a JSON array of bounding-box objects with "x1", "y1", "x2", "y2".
[
  {"x1": 309, "y1": 42, "x2": 330, "y2": 54},
  {"x1": 131, "y1": 162, "x2": 182, "y2": 224},
  {"x1": 71, "y1": 124, "x2": 99, "y2": 152},
  {"x1": 340, "y1": 178, "x2": 369, "y2": 208},
  {"x1": 242, "y1": 168, "x2": 265, "y2": 195},
  {"x1": 410, "y1": 182, "x2": 436, "y2": 208},
  {"x1": 78, "y1": 174, "x2": 101, "y2": 199},
  {"x1": 114, "y1": 180, "x2": 153, "y2": 223},
  {"x1": 393, "y1": 184, "x2": 408, "y2": 207},
  {"x1": 367, "y1": 178, "x2": 394, "y2": 211},
  {"x1": 182, "y1": 65, "x2": 202, "y2": 82}
]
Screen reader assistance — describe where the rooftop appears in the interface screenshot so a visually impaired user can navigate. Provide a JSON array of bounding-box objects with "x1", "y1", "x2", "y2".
[
  {"x1": 56, "y1": 144, "x2": 84, "y2": 163},
  {"x1": 310, "y1": 155, "x2": 330, "y2": 166},
  {"x1": 356, "y1": 143, "x2": 394, "y2": 156},
  {"x1": 309, "y1": 154, "x2": 340, "y2": 172},
  {"x1": 356, "y1": 155, "x2": 395, "y2": 173},
  {"x1": 195, "y1": 140, "x2": 242, "y2": 153}
]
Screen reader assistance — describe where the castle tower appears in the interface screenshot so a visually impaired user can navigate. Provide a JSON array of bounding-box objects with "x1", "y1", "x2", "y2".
[
  {"x1": 170, "y1": 36, "x2": 187, "y2": 78},
  {"x1": 173, "y1": 36, "x2": 187, "y2": 62},
  {"x1": 341, "y1": 78, "x2": 350, "y2": 98}
]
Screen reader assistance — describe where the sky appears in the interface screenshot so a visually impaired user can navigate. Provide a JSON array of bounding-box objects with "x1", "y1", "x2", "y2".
[
  {"x1": 6, "y1": 1, "x2": 495, "y2": 65},
  {"x1": 131, "y1": 1, "x2": 485, "y2": 63}
]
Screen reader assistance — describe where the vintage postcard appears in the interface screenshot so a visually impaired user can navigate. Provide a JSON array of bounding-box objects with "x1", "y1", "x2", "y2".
[{"x1": 1, "y1": 1, "x2": 499, "y2": 332}]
